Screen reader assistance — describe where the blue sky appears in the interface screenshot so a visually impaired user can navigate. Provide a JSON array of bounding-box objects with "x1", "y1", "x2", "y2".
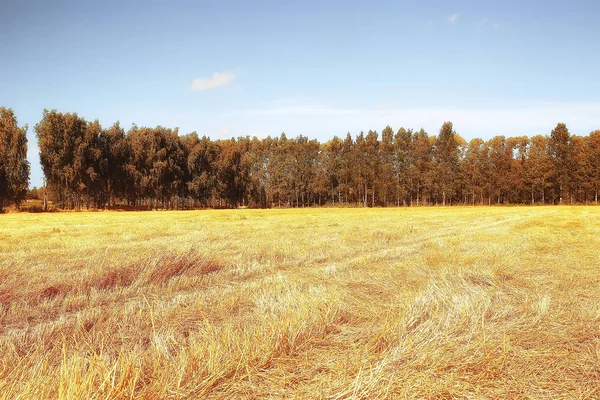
[{"x1": 2, "y1": 0, "x2": 600, "y2": 187}]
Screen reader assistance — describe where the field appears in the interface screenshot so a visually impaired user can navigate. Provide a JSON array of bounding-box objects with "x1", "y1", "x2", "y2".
[{"x1": 1, "y1": 206, "x2": 599, "y2": 399}]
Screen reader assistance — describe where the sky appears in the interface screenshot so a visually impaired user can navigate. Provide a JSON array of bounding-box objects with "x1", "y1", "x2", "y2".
[{"x1": 2, "y1": 0, "x2": 600, "y2": 188}]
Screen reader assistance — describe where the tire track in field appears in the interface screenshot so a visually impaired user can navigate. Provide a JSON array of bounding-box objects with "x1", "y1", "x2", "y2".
[{"x1": 339, "y1": 208, "x2": 561, "y2": 267}]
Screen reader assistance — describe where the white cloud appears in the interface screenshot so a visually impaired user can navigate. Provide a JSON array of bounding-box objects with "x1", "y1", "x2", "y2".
[
  {"x1": 448, "y1": 13, "x2": 459, "y2": 24},
  {"x1": 476, "y1": 18, "x2": 489, "y2": 28},
  {"x1": 190, "y1": 72, "x2": 235, "y2": 91}
]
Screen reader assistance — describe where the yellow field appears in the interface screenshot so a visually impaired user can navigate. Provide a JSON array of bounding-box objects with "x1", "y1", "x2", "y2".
[{"x1": 1, "y1": 207, "x2": 599, "y2": 399}]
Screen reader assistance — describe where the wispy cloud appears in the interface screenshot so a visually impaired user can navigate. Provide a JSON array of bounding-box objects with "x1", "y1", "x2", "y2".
[
  {"x1": 476, "y1": 18, "x2": 489, "y2": 28},
  {"x1": 190, "y1": 72, "x2": 235, "y2": 91},
  {"x1": 242, "y1": 105, "x2": 358, "y2": 117},
  {"x1": 227, "y1": 101, "x2": 600, "y2": 140},
  {"x1": 218, "y1": 126, "x2": 233, "y2": 136},
  {"x1": 448, "y1": 13, "x2": 459, "y2": 24}
]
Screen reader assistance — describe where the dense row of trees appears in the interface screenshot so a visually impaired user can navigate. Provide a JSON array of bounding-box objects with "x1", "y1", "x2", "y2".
[
  {"x1": 3, "y1": 106, "x2": 600, "y2": 210},
  {"x1": 0, "y1": 108, "x2": 30, "y2": 211},
  {"x1": 30, "y1": 109, "x2": 600, "y2": 209}
]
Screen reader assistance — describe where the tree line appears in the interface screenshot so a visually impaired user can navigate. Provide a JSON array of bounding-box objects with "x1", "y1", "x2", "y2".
[{"x1": 2, "y1": 106, "x2": 600, "y2": 210}]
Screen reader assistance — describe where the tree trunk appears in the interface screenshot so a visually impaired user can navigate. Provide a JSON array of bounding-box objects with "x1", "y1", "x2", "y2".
[
  {"x1": 372, "y1": 185, "x2": 375, "y2": 208},
  {"x1": 542, "y1": 189, "x2": 545, "y2": 204},
  {"x1": 559, "y1": 184, "x2": 563, "y2": 204}
]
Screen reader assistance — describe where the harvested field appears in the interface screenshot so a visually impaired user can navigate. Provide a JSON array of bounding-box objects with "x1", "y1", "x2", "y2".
[{"x1": 1, "y1": 206, "x2": 599, "y2": 399}]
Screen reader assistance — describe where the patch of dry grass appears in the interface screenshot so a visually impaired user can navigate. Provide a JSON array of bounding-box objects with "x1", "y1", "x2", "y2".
[{"x1": 1, "y1": 206, "x2": 600, "y2": 398}]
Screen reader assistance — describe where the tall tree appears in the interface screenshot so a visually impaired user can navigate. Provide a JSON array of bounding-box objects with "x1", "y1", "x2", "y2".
[
  {"x1": 588, "y1": 130, "x2": 600, "y2": 203},
  {"x1": 506, "y1": 136, "x2": 529, "y2": 204},
  {"x1": 378, "y1": 126, "x2": 395, "y2": 206},
  {"x1": 215, "y1": 138, "x2": 249, "y2": 207},
  {"x1": 364, "y1": 130, "x2": 380, "y2": 207},
  {"x1": 393, "y1": 127, "x2": 412, "y2": 206},
  {"x1": 185, "y1": 132, "x2": 219, "y2": 207},
  {"x1": 434, "y1": 122, "x2": 460, "y2": 205},
  {"x1": 462, "y1": 138, "x2": 487, "y2": 205},
  {"x1": 75, "y1": 119, "x2": 104, "y2": 208},
  {"x1": 487, "y1": 136, "x2": 512, "y2": 204},
  {"x1": 35, "y1": 110, "x2": 87, "y2": 208},
  {"x1": 99, "y1": 122, "x2": 130, "y2": 206},
  {"x1": 569, "y1": 135, "x2": 591, "y2": 203},
  {"x1": 548, "y1": 123, "x2": 572, "y2": 203},
  {"x1": 525, "y1": 135, "x2": 552, "y2": 204},
  {"x1": 408, "y1": 129, "x2": 433, "y2": 205},
  {"x1": 339, "y1": 133, "x2": 355, "y2": 204},
  {"x1": 353, "y1": 132, "x2": 369, "y2": 206},
  {"x1": 322, "y1": 136, "x2": 344, "y2": 204},
  {"x1": 0, "y1": 107, "x2": 30, "y2": 211}
]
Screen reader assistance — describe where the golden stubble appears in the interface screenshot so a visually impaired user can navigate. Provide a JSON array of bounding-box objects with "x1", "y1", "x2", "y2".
[{"x1": 0, "y1": 206, "x2": 599, "y2": 399}]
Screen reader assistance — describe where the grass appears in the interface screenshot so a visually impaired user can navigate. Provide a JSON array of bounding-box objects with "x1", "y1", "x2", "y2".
[{"x1": 1, "y1": 206, "x2": 600, "y2": 399}]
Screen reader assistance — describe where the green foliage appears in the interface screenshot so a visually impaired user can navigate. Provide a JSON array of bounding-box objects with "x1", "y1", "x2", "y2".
[{"x1": 0, "y1": 107, "x2": 30, "y2": 211}]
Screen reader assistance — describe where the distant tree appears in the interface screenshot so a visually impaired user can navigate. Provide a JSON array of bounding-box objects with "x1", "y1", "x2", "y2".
[
  {"x1": 339, "y1": 133, "x2": 355, "y2": 204},
  {"x1": 506, "y1": 136, "x2": 529, "y2": 203},
  {"x1": 453, "y1": 133, "x2": 468, "y2": 203},
  {"x1": 322, "y1": 136, "x2": 344, "y2": 204},
  {"x1": 588, "y1": 131, "x2": 600, "y2": 203},
  {"x1": 309, "y1": 144, "x2": 329, "y2": 206},
  {"x1": 525, "y1": 135, "x2": 552, "y2": 204},
  {"x1": 353, "y1": 132, "x2": 368, "y2": 206},
  {"x1": 548, "y1": 123, "x2": 572, "y2": 203},
  {"x1": 215, "y1": 138, "x2": 249, "y2": 207},
  {"x1": 569, "y1": 135, "x2": 591, "y2": 203},
  {"x1": 378, "y1": 126, "x2": 395, "y2": 206},
  {"x1": 26, "y1": 186, "x2": 41, "y2": 200},
  {"x1": 0, "y1": 107, "x2": 30, "y2": 211},
  {"x1": 35, "y1": 110, "x2": 88, "y2": 209},
  {"x1": 267, "y1": 133, "x2": 289, "y2": 207},
  {"x1": 364, "y1": 130, "x2": 380, "y2": 207},
  {"x1": 487, "y1": 136, "x2": 512, "y2": 204},
  {"x1": 184, "y1": 132, "x2": 218, "y2": 207},
  {"x1": 463, "y1": 138, "x2": 487, "y2": 205},
  {"x1": 243, "y1": 136, "x2": 270, "y2": 207},
  {"x1": 434, "y1": 122, "x2": 460, "y2": 205},
  {"x1": 393, "y1": 127, "x2": 412, "y2": 206},
  {"x1": 408, "y1": 129, "x2": 433, "y2": 205},
  {"x1": 99, "y1": 122, "x2": 130, "y2": 206},
  {"x1": 127, "y1": 125, "x2": 154, "y2": 206},
  {"x1": 74, "y1": 119, "x2": 104, "y2": 208}
]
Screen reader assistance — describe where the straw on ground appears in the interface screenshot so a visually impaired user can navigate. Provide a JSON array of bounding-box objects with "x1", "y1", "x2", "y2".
[{"x1": 1, "y1": 206, "x2": 599, "y2": 399}]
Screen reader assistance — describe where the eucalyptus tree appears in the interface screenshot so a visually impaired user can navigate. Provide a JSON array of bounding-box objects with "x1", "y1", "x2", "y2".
[{"x1": 0, "y1": 107, "x2": 29, "y2": 211}]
